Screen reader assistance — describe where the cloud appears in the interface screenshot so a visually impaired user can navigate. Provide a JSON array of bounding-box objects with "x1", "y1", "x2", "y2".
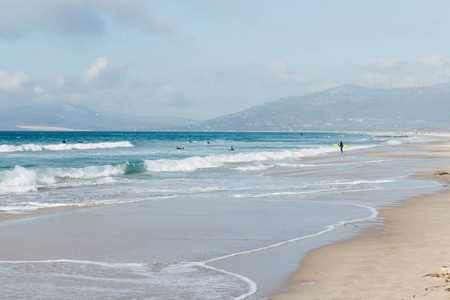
[
  {"x1": 362, "y1": 56, "x2": 450, "y2": 73},
  {"x1": 419, "y1": 55, "x2": 450, "y2": 69},
  {"x1": 268, "y1": 61, "x2": 308, "y2": 84},
  {"x1": 34, "y1": 85, "x2": 43, "y2": 94},
  {"x1": 396, "y1": 75, "x2": 422, "y2": 88},
  {"x1": 0, "y1": 0, "x2": 103, "y2": 37},
  {"x1": 54, "y1": 73, "x2": 69, "y2": 88},
  {"x1": 0, "y1": 0, "x2": 176, "y2": 38},
  {"x1": 356, "y1": 55, "x2": 450, "y2": 88},
  {"x1": 307, "y1": 82, "x2": 341, "y2": 93},
  {"x1": 83, "y1": 57, "x2": 125, "y2": 87},
  {"x1": 0, "y1": 70, "x2": 30, "y2": 90},
  {"x1": 154, "y1": 84, "x2": 193, "y2": 107},
  {"x1": 0, "y1": 69, "x2": 36, "y2": 108},
  {"x1": 362, "y1": 72, "x2": 390, "y2": 85},
  {"x1": 360, "y1": 58, "x2": 406, "y2": 71},
  {"x1": 84, "y1": 57, "x2": 109, "y2": 82},
  {"x1": 0, "y1": 56, "x2": 148, "y2": 114},
  {"x1": 190, "y1": 0, "x2": 238, "y2": 9},
  {"x1": 97, "y1": 0, "x2": 177, "y2": 33}
]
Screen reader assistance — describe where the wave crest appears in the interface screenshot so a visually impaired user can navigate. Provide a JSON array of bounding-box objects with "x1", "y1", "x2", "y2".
[
  {"x1": 143, "y1": 146, "x2": 374, "y2": 172},
  {"x1": 0, "y1": 141, "x2": 134, "y2": 152},
  {"x1": 0, "y1": 164, "x2": 127, "y2": 193}
]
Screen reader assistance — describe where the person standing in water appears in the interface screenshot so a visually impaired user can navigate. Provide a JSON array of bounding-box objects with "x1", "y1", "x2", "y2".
[{"x1": 338, "y1": 140, "x2": 344, "y2": 152}]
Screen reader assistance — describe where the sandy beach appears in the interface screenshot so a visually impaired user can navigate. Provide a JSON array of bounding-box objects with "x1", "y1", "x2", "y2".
[{"x1": 272, "y1": 140, "x2": 450, "y2": 300}]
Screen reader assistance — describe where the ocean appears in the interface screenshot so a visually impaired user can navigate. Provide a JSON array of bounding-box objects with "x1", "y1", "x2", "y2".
[{"x1": 0, "y1": 131, "x2": 444, "y2": 299}]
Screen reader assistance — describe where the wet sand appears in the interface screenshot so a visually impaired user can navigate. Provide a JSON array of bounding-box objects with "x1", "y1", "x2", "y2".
[{"x1": 272, "y1": 143, "x2": 450, "y2": 299}]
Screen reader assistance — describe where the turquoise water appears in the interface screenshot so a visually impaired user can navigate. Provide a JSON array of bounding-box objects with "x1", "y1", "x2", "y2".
[
  {"x1": 1, "y1": 131, "x2": 380, "y2": 210},
  {"x1": 0, "y1": 131, "x2": 443, "y2": 299}
]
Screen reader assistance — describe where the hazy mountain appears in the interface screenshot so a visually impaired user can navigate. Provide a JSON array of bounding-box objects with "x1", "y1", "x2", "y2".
[
  {"x1": 4, "y1": 84, "x2": 450, "y2": 132},
  {"x1": 0, "y1": 104, "x2": 200, "y2": 131},
  {"x1": 183, "y1": 84, "x2": 450, "y2": 132}
]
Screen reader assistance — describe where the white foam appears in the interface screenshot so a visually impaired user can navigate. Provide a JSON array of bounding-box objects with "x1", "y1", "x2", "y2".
[
  {"x1": 298, "y1": 159, "x2": 393, "y2": 168},
  {"x1": 386, "y1": 139, "x2": 402, "y2": 145},
  {"x1": 0, "y1": 141, "x2": 133, "y2": 152},
  {"x1": 0, "y1": 166, "x2": 41, "y2": 193},
  {"x1": 381, "y1": 134, "x2": 443, "y2": 146},
  {"x1": 315, "y1": 179, "x2": 396, "y2": 186},
  {"x1": 232, "y1": 190, "x2": 323, "y2": 198},
  {"x1": 0, "y1": 259, "x2": 255, "y2": 299},
  {"x1": 0, "y1": 164, "x2": 127, "y2": 193},
  {"x1": 205, "y1": 203, "x2": 378, "y2": 265},
  {"x1": 0, "y1": 202, "x2": 77, "y2": 212},
  {"x1": 144, "y1": 146, "x2": 376, "y2": 173},
  {"x1": 0, "y1": 195, "x2": 176, "y2": 213},
  {"x1": 231, "y1": 163, "x2": 268, "y2": 171}
]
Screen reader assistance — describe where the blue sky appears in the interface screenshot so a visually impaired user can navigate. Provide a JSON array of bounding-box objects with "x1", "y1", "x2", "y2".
[{"x1": 1, "y1": 0, "x2": 450, "y2": 120}]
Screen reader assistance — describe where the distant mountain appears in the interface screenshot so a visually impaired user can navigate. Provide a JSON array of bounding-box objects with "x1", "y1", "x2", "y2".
[
  {"x1": 183, "y1": 84, "x2": 450, "y2": 132},
  {"x1": 0, "y1": 104, "x2": 200, "y2": 131}
]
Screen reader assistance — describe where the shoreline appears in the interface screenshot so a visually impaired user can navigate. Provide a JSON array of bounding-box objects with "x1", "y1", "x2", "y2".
[
  {"x1": 272, "y1": 142, "x2": 450, "y2": 299},
  {"x1": 1, "y1": 135, "x2": 448, "y2": 299}
]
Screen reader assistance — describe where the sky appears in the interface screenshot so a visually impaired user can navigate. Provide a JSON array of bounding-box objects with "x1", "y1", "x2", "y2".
[{"x1": 1, "y1": 0, "x2": 450, "y2": 120}]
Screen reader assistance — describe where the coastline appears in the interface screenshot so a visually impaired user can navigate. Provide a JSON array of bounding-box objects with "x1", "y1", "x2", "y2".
[
  {"x1": 1, "y1": 132, "x2": 448, "y2": 299},
  {"x1": 272, "y1": 141, "x2": 450, "y2": 299}
]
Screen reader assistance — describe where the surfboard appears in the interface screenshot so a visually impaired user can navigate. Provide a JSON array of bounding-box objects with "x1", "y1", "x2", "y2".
[{"x1": 333, "y1": 144, "x2": 349, "y2": 147}]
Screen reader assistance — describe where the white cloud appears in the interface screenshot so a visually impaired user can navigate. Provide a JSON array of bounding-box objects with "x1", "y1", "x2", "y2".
[
  {"x1": 154, "y1": 83, "x2": 192, "y2": 107},
  {"x1": 362, "y1": 72, "x2": 390, "y2": 85},
  {"x1": 0, "y1": 70, "x2": 30, "y2": 90},
  {"x1": 429, "y1": 68, "x2": 450, "y2": 85},
  {"x1": 0, "y1": 0, "x2": 176, "y2": 38},
  {"x1": 356, "y1": 55, "x2": 450, "y2": 88},
  {"x1": 419, "y1": 55, "x2": 450, "y2": 69},
  {"x1": 54, "y1": 73, "x2": 68, "y2": 87},
  {"x1": 191, "y1": 0, "x2": 238, "y2": 9},
  {"x1": 268, "y1": 61, "x2": 308, "y2": 84},
  {"x1": 360, "y1": 58, "x2": 406, "y2": 71},
  {"x1": 84, "y1": 57, "x2": 109, "y2": 82},
  {"x1": 34, "y1": 85, "x2": 43, "y2": 94},
  {"x1": 83, "y1": 57, "x2": 125, "y2": 87}
]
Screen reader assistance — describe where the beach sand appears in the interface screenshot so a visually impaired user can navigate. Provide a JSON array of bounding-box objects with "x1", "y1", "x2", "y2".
[{"x1": 272, "y1": 143, "x2": 450, "y2": 300}]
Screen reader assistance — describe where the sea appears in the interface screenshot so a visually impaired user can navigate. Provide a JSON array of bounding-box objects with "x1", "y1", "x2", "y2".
[{"x1": 0, "y1": 131, "x2": 445, "y2": 299}]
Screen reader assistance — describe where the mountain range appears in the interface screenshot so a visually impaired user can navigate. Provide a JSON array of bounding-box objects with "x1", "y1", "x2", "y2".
[
  {"x1": 1, "y1": 84, "x2": 450, "y2": 132},
  {"x1": 183, "y1": 84, "x2": 450, "y2": 132}
]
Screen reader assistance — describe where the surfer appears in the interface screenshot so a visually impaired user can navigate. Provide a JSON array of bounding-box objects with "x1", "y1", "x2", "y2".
[
  {"x1": 62, "y1": 139, "x2": 66, "y2": 144},
  {"x1": 229, "y1": 146, "x2": 235, "y2": 151},
  {"x1": 338, "y1": 140, "x2": 344, "y2": 152}
]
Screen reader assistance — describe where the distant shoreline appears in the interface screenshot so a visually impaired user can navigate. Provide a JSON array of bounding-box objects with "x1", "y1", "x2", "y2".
[
  {"x1": 3, "y1": 127, "x2": 449, "y2": 135},
  {"x1": 14, "y1": 126, "x2": 90, "y2": 131}
]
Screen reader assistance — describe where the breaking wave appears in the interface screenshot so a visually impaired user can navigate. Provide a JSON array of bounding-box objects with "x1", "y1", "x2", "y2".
[
  {"x1": 0, "y1": 141, "x2": 134, "y2": 152},
  {"x1": 0, "y1": 164, "x2": 127, "y2": 193},
  {"x1": 144, "y1": 145, "x2": 375, "y2": 172},
  {"x1": 0, "y1": 145, "x2": 377, "y2": 194}
]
